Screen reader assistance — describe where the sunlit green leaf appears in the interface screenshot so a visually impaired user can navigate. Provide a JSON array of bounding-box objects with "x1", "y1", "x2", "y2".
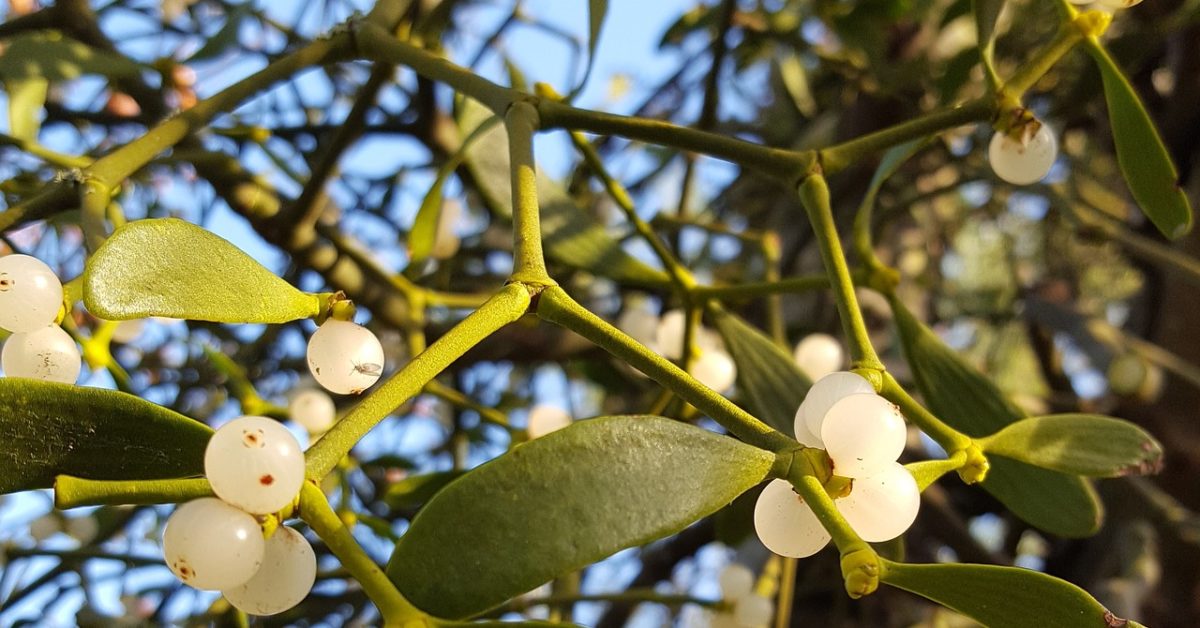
[
  {"x1": 84, "y1": 218, "x2": 323, "y2": 323},
  {"x1": 459, "y1": 99, "x2": 670, "y2": 287},
  {"x1": 979, "y1": 414, "x2": 1163, "y2": 478},
  {"x1": 712, "y1": 308, "x2": 810, "y2": 434},
  {"x1": 890, "y1": 297, "x2": 1102, "y2": 537},
  {"x1": 6, "y1": 77, "x2": 47, "y2": 141},
  {"x1": 566, "y1": 0, "x2": 608, "y2": 99},
  {"x1": 0, "y1": 30, "x2": 143, "y2": 81},
  {"x1": 388, "y1": 416, "x2": 774, "y2": 618},
  {"x1": 0, "y1": 380, "x2": 211, "y2": 494},
  {"x1": 881, "y1": 559, "x2": 1143, "y2": 628},
  {"x1": 973, "y1": 0, "x2": 1005, "y2": 74},
  {"x1": 1086, "y1": 41, "x2": 1192, "y2": 239}
]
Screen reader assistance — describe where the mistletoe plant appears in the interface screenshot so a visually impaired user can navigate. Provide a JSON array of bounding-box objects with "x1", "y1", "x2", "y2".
[{"x1": 0, "y1": 0, "x2": 1190, "y2": 626}]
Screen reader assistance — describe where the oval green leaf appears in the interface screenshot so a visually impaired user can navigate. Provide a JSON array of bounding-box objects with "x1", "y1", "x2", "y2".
[
  {"x1": 881, "y1": 559, "x2": 1142, "y2": 628},
  {"x1": 387, "y1": 415, "x2": 775, "y2": 618},
  {"x1": 711, "y1": 308, "x2": 811, "y2": 434},
  {"x1": 0, "y1": 379, "x2": 211, "y2": 494},
  {"x1": 890, "y1": 297, "x2": 1102, "y2": 537},
  {"x1": 1086, "y1": 41, "x2": 1192, "y2": 239},
  {"x1": 458, "y1": 99, "x2": 671, "y2": 288},
  {"x1": 84, "y1": 218, "x2": 323, "y2": 323},
  {"x1": 979, "y1": 414, "x2": 1163, "y2": 478},
  {"x1": 384, "y1": 470, "x2": 466, "y2": 510}
]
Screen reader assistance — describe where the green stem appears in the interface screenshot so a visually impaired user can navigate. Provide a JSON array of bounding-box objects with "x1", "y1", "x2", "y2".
[
  {"x1": 0, "y1": 132, "x2": 91, "y2": 168},
  {"x1": 786, "y1": 472, "x2": 879, "y2": 598},
  {"x1": 879, "y1": 372, "x2": 973, "y2": 453},
  {"x1": 424, "y1": 379, "x2": 514, "y2": 430},
  {"x1": 305, "y1": 284, "x2": 531, "y2": 478},
  {"x1": 505, "y1": 100, "x2": 554, "y2": 285},
  {"x1": 536, "y1": 286, "x2": 793, "y2": 451},
  {"x1": 796, "y1": 175, "x2": 882, "y2": 370},
  {"x1": 820, "y1": 99, "x2": 993, "y2": 173},
  {"x1": 54, "y1": 476, "x2": 213, "y2": 509},
  {"x1": 298, "y1": 483, "x2": 422, "y2": 623},
  {"x1": 1002, "y1": 20, "x2": 1085, "y2": 98}
]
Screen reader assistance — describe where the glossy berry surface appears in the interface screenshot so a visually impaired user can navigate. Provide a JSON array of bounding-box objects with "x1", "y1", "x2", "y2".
[
  {"x1": 223, "y1": 526, "x2": 317, "y2": 616},
  {"x1": 820, "y1": 393, "x2": 907, "y2": 479},
  {"x1": 793, "y1": 333, "x2": 844, "y2": 380},
  {"x1": 753, "y1": 479, "x2": 830, "y2": 558},
  {"x1": 2, "y1": 325, "x2": 81, "y2": 384},
  {"x1": 690, "y1": 348, "x2": 737, "y2": 393},
  {"x1": 289, "y1": 388, "x2": 337, "y2": 434},
  {"x1": 0, "y1": 254, "x2": 63, "y2": 333},
  {"x1": 718, "y1": 563, "x2": 755, "y2": 600},
  {"x1": 306, "y1": 319, "x2": 385, "y2": 395},
  {"x1": 796, "y1": 371, "x2": 875, "y2": 446},
  {"x1": 988, "y1": 124, "x2": 1057, "y2": 185},
  {"x1": 204, "y1": 416, "x2": 305, "y2": 515},
  {"x1": 836, "y1": 461, "x2": 921, "y2": 542},
  {"x1": 162, "y1": 498, "x2": 264, "y2": 590}
]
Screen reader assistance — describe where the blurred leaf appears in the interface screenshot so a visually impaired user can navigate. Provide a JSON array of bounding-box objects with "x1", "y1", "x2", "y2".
[
  {"x1": 979, "y1": 414, "x2": 1163, "y2": 478},
  {"x1": 459, "y1": 99, "x2": 670, "y2": 287},
  {"x1": 84, "y1": 218, "x2": 323, "y2": 323},
  {"x1": 438, "y1": 622, "x2": 582, "y2": 628},
  {"x1": 0, "y1": 31, "x2": 143, "y2": 81},
  {"x1": 6, "y1": 77, "x2": 47, "y2": 141},
  {"x1": 187, "y1": 5, "x2": 252, "y2": 62},
  {"x1": 0, "y1": 380, "x2": 211, "y2": 494},
  {"x1": 712, "y1": 308, "x2": 811, "y2": 434},
  {"x1": 410, "y1": 115, "x2": 500, "y2": 263},
  {"x1": 881, "y1": 559, "x2": 1142, "y2": 628},
  {"x1": 1085, "y1": 41, "x2": 1192, "y2": 239},
  {"x1": 659, "y1": 5, "x2": 718, "y2": 49},
  {"x1": 777, "y1": 54, "x2": 816, "y2": 118},
  {"x1": 890, "y1": 297, "x2": 1102, "y2": 537},
  {"x1": 565, "y1": 0, "x2": 608, "y2": 99},
  {"x1": 972, "y1": 0, "x2": 1004, "y2": 71},
  {"x1": 388, "y1": 416, "x2": 774, "y2": 618},
  {"x1": 384, "y1": 470, "x2": 466, "y2": 509}
]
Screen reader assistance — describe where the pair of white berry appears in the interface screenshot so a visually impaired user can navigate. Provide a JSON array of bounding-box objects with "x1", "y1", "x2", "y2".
[
  {"x1": 306, "y1": 319, "x2": 385, "y2": 395},
  {"x1": 0, "y1": 255, "x2": 81, "y2": 385},
  {"x1": 617, "y1": 306, "x2": 738, "y2": 393},
  {"x1": 162, "y1": 416, "x2": 314, "y2": 615},
  {"x1": 754, "y1": 372, "x2": 920, "y2": 557},
  {"x1": 708, "y1": 563, "x2": 774, "y2": 628}
]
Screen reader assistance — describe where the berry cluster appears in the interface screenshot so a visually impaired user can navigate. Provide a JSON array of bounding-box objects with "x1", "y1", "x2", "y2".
[
  {"x1": 0, "y1": 254, "x2": 80, "y2": 384},
  {"x1": 754, "y1": 372, "x2": 920, "y2": 557},
  {"x1": 163, "y1": 416, "x2": 315, "y2": 615},
  {"x1": 706, "y1": 563, "x2": 775, "y2": 628},
  {"x1": 306, "y1": 319, "x2": 385, "y2": 395},
  {"x1": 617, "y1": 305, "x2": 737, "y2": 393}
]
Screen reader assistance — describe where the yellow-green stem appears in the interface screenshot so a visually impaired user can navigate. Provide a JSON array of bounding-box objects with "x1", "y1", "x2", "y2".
[
  {"x1": 54, "y1": 476, "x2": 213, "y2": 510},
  {"x1": 306, "y1": 284, "x2": 531, "y2": 478},
  {"x1": 505, "y1": 100, "x2": 554, "y2": 285}
]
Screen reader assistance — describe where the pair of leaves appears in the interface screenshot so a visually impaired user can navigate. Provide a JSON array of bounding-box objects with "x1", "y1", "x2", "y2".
[
  {"x1": 881, "y1": 559, "x2": 1141, "y2": 628},
  {"x1": 0, "y1": 380, "x2": 211, "y2": 494},
  {"x1": 889, "y1": 297, "x2": 1103, "y2": 538},
  {"x1": 457, "y1": 98, "x2": 671, "y2": 288},
  {"x1": 387, "y1": 416, "x2": 774, "y2": 618},
  {"x1": 85, "y1": 218, "x2": 322, "y2": 323}
]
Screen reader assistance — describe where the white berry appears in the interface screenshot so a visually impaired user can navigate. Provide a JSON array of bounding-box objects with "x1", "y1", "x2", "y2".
[
  {"x1": 527, "y1": 405, "x2": 572, "y2": 439},
  {"x1": 793, "y1": 333, "x2": 843, "y2": 380},
  {"x1": 205, "y1": 416, "x2": 305, "y2": 515},
  {"x1": 690, "y1": 348, "x2": 737, "y2": 393},
  {"x1": 110, "y1": 319, "x2": 146, "y2": 344},
  {"x1": 306, "y1": 319, "x2": 385, "y2": 395},
  {"x1": 655, "y1": 309, "x2": 687, "y2": 360},
  {"x1": 717, "y1": 563, "x2": 755, "y2": 600},
  {"x1": 617, "y1": 306, "x2": 659, "y2": 347},
  {"x1": 223, "y1": 526, "x2": 316, "y2": 616},
  {"x1": 2, "y1": 325, "x2": 81, "y2": 384},
  {"x1": 0, "y1": 254, "x2": 63, "y2": 333},
  {"x1": 796, "y1": 372, "x2": 874, "y2": 447},
  {"x1": 836, "y1": 462, "x2": 921, "y2": 542},
  {"x1": 753, "y1": 479, "x2": 830, "y2": 558},
  {"x1": 821, "y1": 393, "x2": 907, "y2": 479},
  {"x1": 734, "y1": 594, "x2": 774, "y2": 627},
  {"x1": 163, "y1": 498, "x2": 264, "y2": 590},
  {"x1": 288, "y1": 389, "x2": 337, "y2": 434},
  {"x1": 988, "y1": 124, "x2": 1057, "y2": 185}
]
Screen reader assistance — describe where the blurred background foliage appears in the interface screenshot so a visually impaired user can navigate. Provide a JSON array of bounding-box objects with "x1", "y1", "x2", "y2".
[{"x1": 0, "y1": 0, "x2": 1199, "y2": 625}]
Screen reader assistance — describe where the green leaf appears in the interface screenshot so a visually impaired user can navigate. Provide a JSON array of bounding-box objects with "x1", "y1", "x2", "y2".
[
  {"x1": 1086, "y1": 41, "x2": 1192, "y2": 239},
  {"x1": 0, "y1": 380, "x2": 211, "y2": 494},
  {"x1": 0, "y1": 31, "x2": 143, "y2": 81},
  {"x1": 890, "y1": 297, "x2": 1102, "y2": 537},
  {"x1": 384, "y1": 470, "x2": 466, "y2": 509},
  {"x1": 387, "y1": 416, "x2": 774, "y2": 618},
  {"x1": 567, "y1": 0, "x2": 608, "y2": 99},
  {"x1": 187, "y1": 5, "x2": 252, "y2": 62},
  {"x1": 880, "y1": 559, "x2": 1140, "y2": 628},
  {"x1": 972, "y1": 0, "x2": 1005, "y2": 71},
  {"x1": 777, "y1": 53, "x2": 817, "y2": 118},
  {"x1": 6, "y1": 77, "x2": 48, "y2": 141},
  {"x1": 458, "y1": 99, "x2": 671, "y2": 288},
  {"x1": 978, "y1": 414, "x2": 1163, "y2": 478},
  {"x1": 410, "y1": 115, "x2": 501, "y2": 263},
  {"x1": 711, "y1": 308, "x2": 811, "y2": 434},
  {"x1": 84, "y1": 218, "x2": 323, "y2": 323}
]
